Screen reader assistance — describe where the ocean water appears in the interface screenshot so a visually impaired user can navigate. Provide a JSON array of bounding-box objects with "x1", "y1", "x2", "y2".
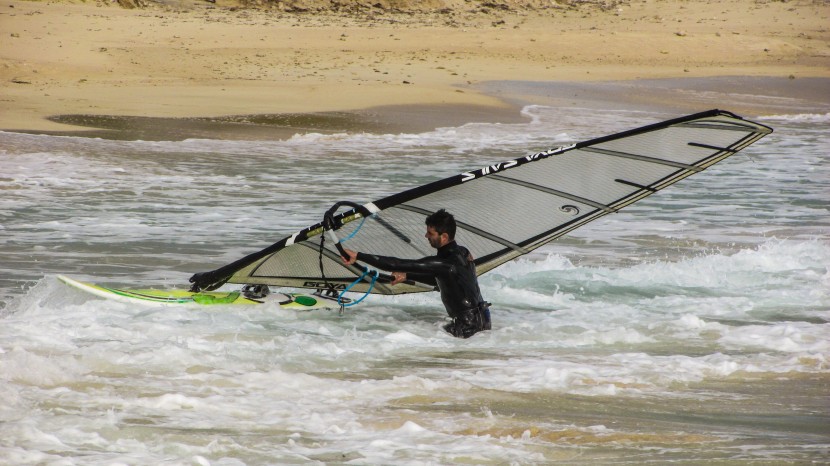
[{"x1": 1, "y1": 104, "x2": 828, "y2": 464}]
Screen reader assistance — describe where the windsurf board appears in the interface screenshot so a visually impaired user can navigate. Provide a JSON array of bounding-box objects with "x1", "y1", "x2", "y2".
[{"x1": 57, "y1": 275, "x2": 341, "y2": 310}]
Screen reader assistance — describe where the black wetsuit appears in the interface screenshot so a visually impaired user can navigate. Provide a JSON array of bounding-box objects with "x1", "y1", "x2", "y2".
[{"x1": 356, "y1": 241, "x2": 491, "y2": 338}]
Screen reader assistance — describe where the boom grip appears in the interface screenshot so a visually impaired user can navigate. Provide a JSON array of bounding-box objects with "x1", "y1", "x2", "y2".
[
  {"x1": 323, "y1": 200, "x2": 369, "y2": 259},
  {"x1": 334, "y1": 239, "x2": 348, "y2": 259}
]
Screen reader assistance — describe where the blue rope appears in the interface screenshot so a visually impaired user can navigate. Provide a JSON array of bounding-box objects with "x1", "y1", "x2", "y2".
[
  {"x1": 338, "y1": 215, "x2": 367, "y2": 244},
  {"x1": 336, "y1": 213, "x2": 377, "y2": 308},
  {"x1": 339, "y1": 267, "x2": 379, "y2": 308}
]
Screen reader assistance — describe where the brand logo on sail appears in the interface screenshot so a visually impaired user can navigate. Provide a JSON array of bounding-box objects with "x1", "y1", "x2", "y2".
[
  {"x1": 303, "y1": 282, "x2": 347, "y2": 290},
  {"x1": 460, "y1": 144, "x2": 576, "y2": 182}
]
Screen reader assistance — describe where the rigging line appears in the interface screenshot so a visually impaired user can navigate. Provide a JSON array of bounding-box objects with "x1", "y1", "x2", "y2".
[
  {"x1": 579, "y1": 147, "x2": 704, "y2": 172},
  {"x1": 338, "y1": 215, "x2": 367, "y2": 243},
  {"x1": 489, "y1": 174, "x2": 617, "y2": 213},
  {"x1": 394, "y1": 204, "x2": 529, "y2": 254},
  {"x1": 299, "y1": 241, "x2": 395, "y2": 294},
  {"x1": 318, "y1": 224, "x2": 331, "y2": 296},
  {"x1": 339, "y1": 268, "x2": 379, "y2": 309}
]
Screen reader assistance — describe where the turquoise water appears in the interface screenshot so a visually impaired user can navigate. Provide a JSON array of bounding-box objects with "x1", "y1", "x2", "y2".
[{"x1": 1, "y1": 103, "x2": 828, "y2": 464}]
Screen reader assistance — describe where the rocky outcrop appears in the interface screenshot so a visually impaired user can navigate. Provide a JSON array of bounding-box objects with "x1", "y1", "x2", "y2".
[{"x1": 140, "y1": 0, "x2": 625, "y2": 13}]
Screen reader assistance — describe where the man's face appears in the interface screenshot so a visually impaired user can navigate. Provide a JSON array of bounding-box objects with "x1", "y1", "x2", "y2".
[{"x1": 425, "y1": 226, "x2": 448, "y2": 249}]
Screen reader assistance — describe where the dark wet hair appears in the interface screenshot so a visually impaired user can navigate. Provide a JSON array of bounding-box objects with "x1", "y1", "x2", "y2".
[{"x1": 425, "y1": 209, "x2": 456, "y2": 240}]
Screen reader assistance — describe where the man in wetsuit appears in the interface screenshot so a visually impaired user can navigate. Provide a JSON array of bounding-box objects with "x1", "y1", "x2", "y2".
[{"x1": 342, "y1": 209, "x2": 491, "y2": 338}]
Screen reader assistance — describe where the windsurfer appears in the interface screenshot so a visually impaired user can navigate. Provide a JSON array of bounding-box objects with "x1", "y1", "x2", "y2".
[{"x1": 342, "y1": 209, "x2": 491, "y2": 338}]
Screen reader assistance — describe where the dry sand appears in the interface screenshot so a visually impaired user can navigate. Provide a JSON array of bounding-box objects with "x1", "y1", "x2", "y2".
[{"x1": 1, "y1": 0, "x2": 829, "y2": 137}]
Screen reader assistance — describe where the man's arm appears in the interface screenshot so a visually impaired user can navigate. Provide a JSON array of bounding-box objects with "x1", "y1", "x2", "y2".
[
  {"x1": 342, "y1": 248, "x2": 447, "y2": 286},
  {"x1": 401, "y1": 271, "x2": 437, "y2": 287},
  {"x1": 357, "y1": 252, "x2": 452, "y2": 275}
]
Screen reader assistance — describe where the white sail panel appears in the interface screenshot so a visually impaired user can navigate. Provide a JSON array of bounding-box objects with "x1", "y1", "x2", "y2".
[{"x1": 189, "y1": 110, "x2": 772, "y2": 294}]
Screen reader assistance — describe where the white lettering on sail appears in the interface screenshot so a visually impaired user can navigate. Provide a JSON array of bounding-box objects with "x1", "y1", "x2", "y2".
[{"x1": 461, "y1": 144, "x2": 575, "y2": 183}]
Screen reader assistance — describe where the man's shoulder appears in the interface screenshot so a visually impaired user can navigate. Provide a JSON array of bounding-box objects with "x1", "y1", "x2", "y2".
[{"x1": 442, "y1": 242, "x2": 473, "y2": 261}]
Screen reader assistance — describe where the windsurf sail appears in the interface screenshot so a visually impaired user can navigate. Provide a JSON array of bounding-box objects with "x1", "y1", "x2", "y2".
[{"x1": 190, "y1": 109, "x2": 772, "y2": 295}]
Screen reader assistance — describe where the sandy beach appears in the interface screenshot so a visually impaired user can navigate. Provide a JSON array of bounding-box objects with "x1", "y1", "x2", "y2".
[{"x1": 1, "y1": 0, "x2": 829, "y2": 138}]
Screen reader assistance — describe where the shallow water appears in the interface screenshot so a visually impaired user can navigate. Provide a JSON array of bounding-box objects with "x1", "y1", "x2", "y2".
[{"x1": 1, "y1": 102, "x2": 828, "y2": 464}]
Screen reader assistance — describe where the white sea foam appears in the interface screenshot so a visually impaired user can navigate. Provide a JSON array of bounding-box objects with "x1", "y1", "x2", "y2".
[
  {"x1": 758, "y1": 112, "x2": 830, "y2": 123},
  {"x1": 719, "y1": 322, "x2": 830, "y2": 353}
]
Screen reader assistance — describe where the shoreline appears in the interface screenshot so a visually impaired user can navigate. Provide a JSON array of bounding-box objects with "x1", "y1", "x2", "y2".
[
  {"x1": 2, "y1": 0, "x2": 829, "y2": 138},
  {"x1": 14, "y1": 102, "x2": 530, "y2": 140},
  {"x1": 478, "y1": 76, "x2": 830, "y2": 116},
  {"x1": 6, "y1": 76, "x2": 829, "y2": 141}
]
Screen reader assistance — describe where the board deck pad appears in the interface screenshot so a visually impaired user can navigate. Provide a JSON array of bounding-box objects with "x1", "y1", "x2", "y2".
[{"x1": 57, "y1": 275, "x2": 340, "y2": 310}]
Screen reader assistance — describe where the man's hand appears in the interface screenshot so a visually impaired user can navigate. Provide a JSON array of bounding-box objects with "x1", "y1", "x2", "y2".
[
  {"x1": 341, "y1": 248, "x2": 358, "y2": 265},
  {"x1": 390, "y1": 271, "x2": 406, "y2": 286}
]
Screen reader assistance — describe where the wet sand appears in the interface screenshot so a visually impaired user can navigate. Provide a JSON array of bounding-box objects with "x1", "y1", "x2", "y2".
[{"x1": 25, "y1": 103, "x2": 528, "y2": 140}]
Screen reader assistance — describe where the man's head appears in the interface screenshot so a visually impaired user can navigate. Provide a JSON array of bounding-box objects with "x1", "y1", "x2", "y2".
[{"x1": 425, "y1": 209, "x2": 455, "y2": 249}]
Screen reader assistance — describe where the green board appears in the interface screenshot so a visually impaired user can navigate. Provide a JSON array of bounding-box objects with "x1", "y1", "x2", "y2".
[{"x1": 57, "y1": 275, "x2": 339, "y2": 310}]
